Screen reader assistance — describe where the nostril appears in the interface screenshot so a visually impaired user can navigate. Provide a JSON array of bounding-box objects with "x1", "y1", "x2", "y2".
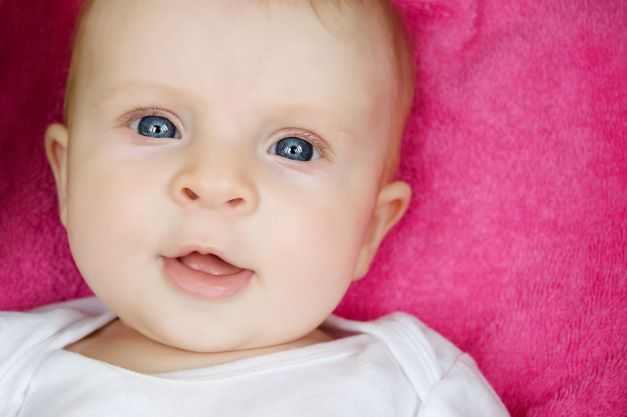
[
  {"x1": 181, "y1": 188, "x2": 244, "y2": 207},
  {"x1": 183, "y1": 188, "x2": 198, "y2": 200},
  {"x1": 227, "y1": 198, "x2": 244, "y2": 207}
]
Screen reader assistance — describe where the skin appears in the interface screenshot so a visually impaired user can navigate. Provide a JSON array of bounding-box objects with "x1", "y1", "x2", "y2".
[{"x1": 45, "y1": 0, "x2": 411, "y2": 374}]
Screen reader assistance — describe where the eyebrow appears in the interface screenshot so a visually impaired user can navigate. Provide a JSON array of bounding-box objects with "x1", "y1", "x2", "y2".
[{"x1": 94, "y1": 80, "x2": 191, "y2": 107}]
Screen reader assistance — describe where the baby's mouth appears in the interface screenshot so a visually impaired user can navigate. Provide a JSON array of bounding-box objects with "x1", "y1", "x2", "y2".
[
  {"x1": 177, "y1": 251, "x2": 244, "y2": 276},
  {"x1": 162, "y1": 249, "x2": 253, "y2": 299}
]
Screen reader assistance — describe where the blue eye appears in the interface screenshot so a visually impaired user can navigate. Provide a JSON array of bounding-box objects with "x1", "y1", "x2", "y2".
[
  {"x1": 136, "y1": 115, "x2": 178, "y2": 139},
  {"x1": 274, "y1": 137, "x2": 317, "y2": 161}
]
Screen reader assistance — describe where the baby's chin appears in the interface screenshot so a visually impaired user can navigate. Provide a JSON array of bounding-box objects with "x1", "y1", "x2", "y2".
[
  {"x1": 122, "y1": 313, "x2": 319, "y2": 355},
  {"x1": 109, "y1": 319, "x2": 331, "y2": 372}
]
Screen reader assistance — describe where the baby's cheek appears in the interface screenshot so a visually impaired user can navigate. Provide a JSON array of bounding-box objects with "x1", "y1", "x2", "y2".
[
  {"x1": 265, "y1": 237, "x2": 355, "y2": 344},
  {"x1": 65, "y1": 165, "x2": 152, "y2": 289},
  {"x1": 274, "y1": 201, "x2": 368, "y2": 287}
]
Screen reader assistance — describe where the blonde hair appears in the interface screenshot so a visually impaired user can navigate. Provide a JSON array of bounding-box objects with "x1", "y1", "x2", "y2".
[{"x1": 62, "y1": 0, "x2": 415, "y2": 185}]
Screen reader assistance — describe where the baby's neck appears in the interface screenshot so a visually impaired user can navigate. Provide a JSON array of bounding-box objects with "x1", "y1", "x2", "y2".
[{"x1": 64, "y1": 319, "x2": 336, "y2": 375}]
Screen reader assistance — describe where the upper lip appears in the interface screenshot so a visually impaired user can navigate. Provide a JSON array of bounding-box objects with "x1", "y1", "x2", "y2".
[{"x1": 168, "y1": 244, "x2": 247, "y2": 270}]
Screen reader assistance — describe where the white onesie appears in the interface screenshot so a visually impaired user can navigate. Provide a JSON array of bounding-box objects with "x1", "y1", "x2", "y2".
[{"x1": 0, "y1": 296, "x2": 509, "y2": 416}]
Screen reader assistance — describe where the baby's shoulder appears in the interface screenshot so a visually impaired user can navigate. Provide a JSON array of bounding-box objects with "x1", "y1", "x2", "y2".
[
  {"x1": 327, "y1": 312, "x2": 509, "y2": 416},
  {"x1": 377, "y1": 311, "x2": 463, "y2": 374},
  {"x1": 330, "y1": 311, "x2": 462, "y2": 380},
  {"x1": 0, "y1": 296, "x2": 114, "y2": 376},
  {"x1": 0, "y1": 296, "x2": 110, "y2": 339}
]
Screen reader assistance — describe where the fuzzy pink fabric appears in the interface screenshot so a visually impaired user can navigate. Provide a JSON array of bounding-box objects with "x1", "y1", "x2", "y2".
[{"x1": 1, "y1": 0, "x2": 625, "y2": 415}]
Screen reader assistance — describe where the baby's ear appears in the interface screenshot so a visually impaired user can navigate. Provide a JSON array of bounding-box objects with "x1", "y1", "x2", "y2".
[
  {"x1": 44, "y1": 123, "x2": 70, "y2": 228},
  {"x1": 353, "y1": 181, "x2": 412, "y2": 280}
]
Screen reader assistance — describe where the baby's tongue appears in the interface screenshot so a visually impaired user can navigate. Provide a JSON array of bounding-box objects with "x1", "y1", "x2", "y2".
[{"x1": 178, "y1": 252, "x2": 243, "y2": 276}]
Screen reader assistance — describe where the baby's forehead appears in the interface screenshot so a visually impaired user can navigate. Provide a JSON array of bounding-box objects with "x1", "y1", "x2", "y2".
[
  {"x1": 74, "y1": 0, "x2": 397, "y2": 72},
  {"x1": 79, "y1": 0, "x2": 393, "y2": 46},
  {"x1": 72, "y1": 1, "x2": 397, "y2": 109}
]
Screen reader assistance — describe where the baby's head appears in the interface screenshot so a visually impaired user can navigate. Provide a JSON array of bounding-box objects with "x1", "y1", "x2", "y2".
[{"x1": 45, "y1": 0, "x2": 415, "y2": 352}]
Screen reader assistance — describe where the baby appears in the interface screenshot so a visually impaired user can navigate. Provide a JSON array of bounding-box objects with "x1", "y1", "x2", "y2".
[{"x1": 1, "y1": 0, "x2": 509, "y2": 415}]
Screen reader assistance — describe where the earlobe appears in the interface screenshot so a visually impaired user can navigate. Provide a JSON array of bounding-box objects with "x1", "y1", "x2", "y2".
[
  {"x1": 44, "y1": 123, "x2": 70, "y2": 227},
  {"x1": 353, "y1": 181, "x2": 412, "y2": 280}
]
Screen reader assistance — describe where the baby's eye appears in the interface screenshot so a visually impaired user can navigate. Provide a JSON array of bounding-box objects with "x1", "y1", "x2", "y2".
[
  {"x1": 271, "y1": 136, "x2": 321, "y2": 162},
  {"x1": 130, "y1": 115, "x2": 180, "y2": 139}
]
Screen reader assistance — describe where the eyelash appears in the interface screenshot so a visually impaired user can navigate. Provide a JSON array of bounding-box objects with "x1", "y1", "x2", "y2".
[
  {"x1": 123, "y1": 105, "x2": 331, "y2": 160},
  {"x1": 124, "y1": 105, "x2": 179, "y2": 136}
]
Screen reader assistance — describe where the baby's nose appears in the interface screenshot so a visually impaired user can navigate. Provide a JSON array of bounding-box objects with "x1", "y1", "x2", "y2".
[
  {"x1": 181, "y1": 181, "x2": 255, "y2": 213},
  {"x1": 169, "y1": 158, "x2": 259, "y2": 215}
]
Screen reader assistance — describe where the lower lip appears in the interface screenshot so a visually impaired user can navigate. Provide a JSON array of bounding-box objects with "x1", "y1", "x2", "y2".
[{"x1": 161, "y1": 256, "x2": 253, "y2": 300}]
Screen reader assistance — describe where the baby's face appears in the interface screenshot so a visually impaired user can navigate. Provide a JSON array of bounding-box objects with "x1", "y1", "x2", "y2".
[{"x1": 46, "y1": 0, "x2": 410, "y2": 352}]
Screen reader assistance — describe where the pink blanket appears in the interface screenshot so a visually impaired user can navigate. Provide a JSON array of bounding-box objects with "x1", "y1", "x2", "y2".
[{"x1": 0, "y1": 0, "x2": 625, "y2": 415}]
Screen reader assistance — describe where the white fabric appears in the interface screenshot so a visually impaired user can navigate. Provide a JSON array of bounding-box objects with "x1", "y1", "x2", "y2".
[{"x1": 0, "y1": 296, "x2": 510, "y2": 416}]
